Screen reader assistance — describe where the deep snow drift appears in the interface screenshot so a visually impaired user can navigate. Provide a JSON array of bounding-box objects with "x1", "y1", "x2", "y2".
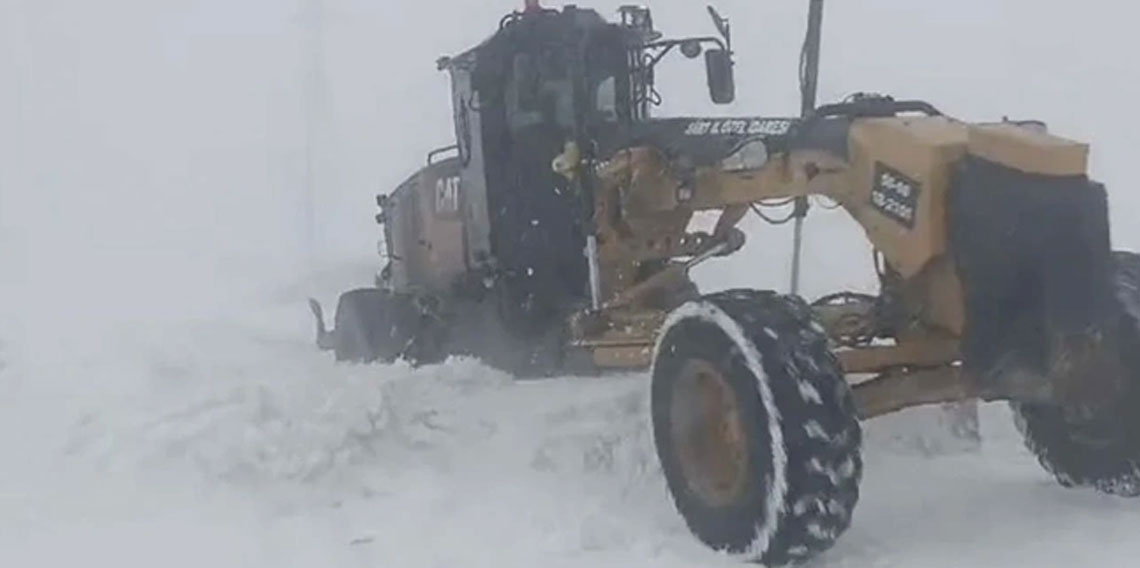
[{"x1": 4, "y1": 268, "x2": 1140, "y2": 568}]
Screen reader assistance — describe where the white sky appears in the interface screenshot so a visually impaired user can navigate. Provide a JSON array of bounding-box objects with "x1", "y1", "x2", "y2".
[{"x1": 0, "y1": 0, "x2": 1136, "y2": 313}]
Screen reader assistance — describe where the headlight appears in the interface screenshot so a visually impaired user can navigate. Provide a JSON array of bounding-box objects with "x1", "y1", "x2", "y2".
[{"x1": 721, "y1": 139, "x2": 769, "y2": 172}]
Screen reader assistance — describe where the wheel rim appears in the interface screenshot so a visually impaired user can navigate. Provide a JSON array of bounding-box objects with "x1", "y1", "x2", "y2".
[{"x1": 669, "y1": 358, "x2": 750, "y2": 508}]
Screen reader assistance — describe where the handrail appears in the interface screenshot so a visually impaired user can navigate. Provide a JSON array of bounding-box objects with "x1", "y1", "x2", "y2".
[{"x1": 427, "y1": 145, "x2": 459, "y2": 166}]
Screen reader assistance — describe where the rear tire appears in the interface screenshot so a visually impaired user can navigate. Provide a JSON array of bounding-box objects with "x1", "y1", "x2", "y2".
[
  {"x1": 1011, "y1": 251, "x2": 1140, "y2": 496},
  {"x1": 651, "y1": 290, "x2": 863, "y2": 566}
]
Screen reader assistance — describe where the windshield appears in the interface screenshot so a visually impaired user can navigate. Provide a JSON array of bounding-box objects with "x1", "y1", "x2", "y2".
[{"x1": 595, "y1": 76, "x2": 618, "y2": 122}]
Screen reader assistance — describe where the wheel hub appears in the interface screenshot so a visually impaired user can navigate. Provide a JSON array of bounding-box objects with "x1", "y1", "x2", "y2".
[{"x1": 669, "y1": 358, "x2": 750, "y2": 507}]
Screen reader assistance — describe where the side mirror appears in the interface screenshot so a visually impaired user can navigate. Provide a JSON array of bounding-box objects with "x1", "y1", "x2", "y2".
[{"x1": 705, "y1": 49, "x2": 735, "y2": 105}]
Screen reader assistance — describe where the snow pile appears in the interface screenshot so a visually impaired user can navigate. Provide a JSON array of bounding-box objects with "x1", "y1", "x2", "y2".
[
  {"x1": 57, "y1": 320, "x2": 655, "y2": 490},
  {"x1": 57, "y1": 321, "x2": 385, "y2": 485},
  {"x1": 35, "y1": 308, "x2": 727, "y2": 566},
  {"x1": 7, "y1": 294, "x2": 1140, "y2": 568}
]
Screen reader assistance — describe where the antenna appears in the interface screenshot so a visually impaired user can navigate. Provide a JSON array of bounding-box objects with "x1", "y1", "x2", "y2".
[
  {"x1": 800, "y1": 0, "x2": 825, "y2": 117},
  {"x1": 707, "y1": 6, "x2": 731, "y2": 50}
]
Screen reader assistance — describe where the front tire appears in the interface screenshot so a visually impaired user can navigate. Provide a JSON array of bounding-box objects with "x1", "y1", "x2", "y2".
[
  {"x1": 1011, "y1": 251, "x2": 1140, "y2": 496},
  {"x1": 651, "y1": 290, "x2": 863, "y2": 566}
]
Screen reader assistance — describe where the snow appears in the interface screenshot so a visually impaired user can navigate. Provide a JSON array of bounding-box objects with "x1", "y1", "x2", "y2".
[
  {"x1": 5, "y1": 276, "x2": 1140, "y2": 568},
  {"x1": 3, "y1": 0, "x2": 1140, "y2": 566}
]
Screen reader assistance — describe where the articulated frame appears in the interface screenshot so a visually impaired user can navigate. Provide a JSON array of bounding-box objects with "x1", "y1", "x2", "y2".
[{"x1": 560, "y1": 113, "x2": 1090, "y2": 419}]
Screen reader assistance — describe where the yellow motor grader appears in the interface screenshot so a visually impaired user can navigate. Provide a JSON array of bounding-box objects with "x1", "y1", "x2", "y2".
[{"x1": 310, "y1": 2, "x2": 1140, "y2": 564}]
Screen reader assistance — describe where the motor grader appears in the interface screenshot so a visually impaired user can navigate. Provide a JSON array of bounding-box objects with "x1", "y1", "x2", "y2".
[{"x1": 310, "y1": 2, "x2": 1140, "y2": 565}]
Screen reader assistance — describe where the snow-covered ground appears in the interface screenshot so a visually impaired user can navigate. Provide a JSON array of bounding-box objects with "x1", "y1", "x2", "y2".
[
  {"x1": 3, "y1": 0, "x2": 1140, "y2": 566},
  {"x1": 3, "y1": 263, "x2": 1140, "y2": 568}
]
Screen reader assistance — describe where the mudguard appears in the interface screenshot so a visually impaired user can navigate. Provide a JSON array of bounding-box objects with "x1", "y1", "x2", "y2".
[{"x1": 949, "y1": 154, "x2": 1123, "y2": 405}]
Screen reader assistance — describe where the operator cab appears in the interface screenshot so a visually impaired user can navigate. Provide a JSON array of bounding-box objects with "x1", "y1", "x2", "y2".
[{"x1": 433, "y1": 3, "x2": 736, "y2": 330}]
